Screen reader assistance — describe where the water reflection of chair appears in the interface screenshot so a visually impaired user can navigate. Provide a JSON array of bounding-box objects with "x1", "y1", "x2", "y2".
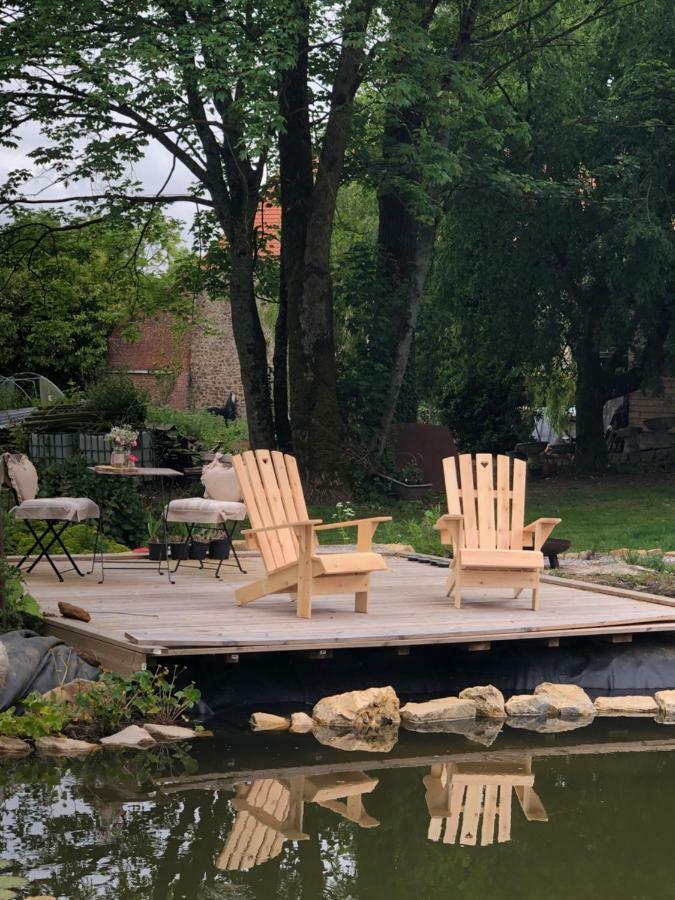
[
  {"x1": 217, "y1": 772, "x2": 379, "y2": 871},
  {"x1": 423, "y1": 757, "x2": 547, "y2": 847}
]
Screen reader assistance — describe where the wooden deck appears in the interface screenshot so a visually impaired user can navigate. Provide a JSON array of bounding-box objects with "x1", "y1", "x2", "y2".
[{"x1": 24, "y1": 551, "x2": 675, "y2": 674}]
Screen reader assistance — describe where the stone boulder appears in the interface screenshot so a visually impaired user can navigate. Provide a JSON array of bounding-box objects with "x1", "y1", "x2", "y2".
[
  {"x1": 143, "y1": 723, "x2": 202, "y2": 742},
  {"x1": 312, "y1": 687, "x2": 400, "y2": 730},
  {"x1": 313, "y1": 725, "x2": 399, "y2": 753},
  {"x1": 289, "y1": 712, "x2": 314, "y2": 734},
  {"x1": 0, "y1": 735, "x2": 31, "y2": 756},
  {"x1": 250, "y1": 713, "x2": 290, "y2": 732},
  {"x1": 100, "y1": 725, "x2": 156, "y2": 749},
  {"x1": 505, "y1": 694, "x2": 557, "y2": 717},
  {"x1": 507, "y1": 715, "x2": 595, "y2": 734},
  {"x1": 594, "y1": 696, "x2": 658, "y2": 716},
  {"x1": 655, "y1": 690, "x2": 675, "y2": 716},
  {"x1": 534, "y1": 683, "x2": 596, "y2": 717},
  {"x1": 458, "y1": 685, "x2": 506, "y2": 718},
  {"x1": 35, "y1": 735, "x2": 99, "y2": 757},
  {"x1": 400, "y1": 697, "x2": 476, "y2": 725}
]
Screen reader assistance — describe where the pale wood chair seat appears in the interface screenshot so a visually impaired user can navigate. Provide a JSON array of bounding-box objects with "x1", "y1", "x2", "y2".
[
  {"x1": 460, "y1": 548, "x2": 544, "y2": 570},
  {"x1": 435, "y1": 453, "x2": 560, "y2": 610},
  {"x1": 232, "y1": 450, "x2": 391, "y2": 618}
]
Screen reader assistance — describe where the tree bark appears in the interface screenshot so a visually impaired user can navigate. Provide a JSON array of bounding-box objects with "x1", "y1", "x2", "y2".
[
  {"x1": 273, "y1": 257, "x2": 292, "y2": 449},
  {"x1": 227, "y1": 218, "x2": 276, "y2": 449}
]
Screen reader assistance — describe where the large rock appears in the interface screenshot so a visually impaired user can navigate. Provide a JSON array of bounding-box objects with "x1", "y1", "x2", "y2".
[
  {"x1": 57, "y1": 602, "x2": 91, "y2": 622},
  {"x1": 289, "y1": 712, "x2": 314, "y2": 734},
  {"x1": 100, "y1": 725, "x2": 156, "y2": 749},
  {"x1": 312, "y1": 687, "x2": 400, "y2": 730},
  {"x1": 655, "y1": 690, "x2": 675, "y2": 716},
  {"x1": 534, "y1": 683, "x2": 596, "y2": 717},
  {"x1": 0, "y1": 735, "x2": 31, "y2": 756},
  {"x1": 42, "y1": 678, "x2": 99, "y2": 719},
  {"x1": 250, "y1": 713, "x2": 290, "y2": 732},
  {"x1": 313, "y1": 725, "x2": 399, "y2": 753},
  {"x1": 458, "y1": 685, "x2": 506, "y2": 719},
  {"x1": 507, "y1": 715, "x2": 595, "y2": 734},
  {"x1": 594, "y1": 695, "x2": 658, "y2": 716},
  {"x1": 400, "y1": 697, "x2": 476, "y2": 725},
  {"x1": 505, "y1": 694, "x2": 557, "y2": 717},
  {"x1": 35, "y1": 735, "x2": 99, "y2": 756},
  {"x1": 142, "y1": 723, "x2": 201, "y2": 742}
]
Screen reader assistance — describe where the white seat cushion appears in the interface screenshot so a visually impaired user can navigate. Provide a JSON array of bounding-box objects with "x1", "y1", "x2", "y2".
[
  {"x1": 13, "y1": 497, "x2": 100, "y2": 522},
  {"x1": 165, "y1": 497, "x2": 246, "y2": 525}
]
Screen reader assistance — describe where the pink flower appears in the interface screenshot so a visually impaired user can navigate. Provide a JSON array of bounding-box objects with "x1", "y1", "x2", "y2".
[
  {"x1": 131, "y1": 441, "x2": 137, "y2": 447},
  {"x1": 128, "y1": 454, "x2": 138, "y2": 464}
]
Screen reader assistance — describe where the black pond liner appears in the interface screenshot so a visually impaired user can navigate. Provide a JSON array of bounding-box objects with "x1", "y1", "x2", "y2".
[{"x1": 179, "y1": 632, "x2": 675, "y2": 713}]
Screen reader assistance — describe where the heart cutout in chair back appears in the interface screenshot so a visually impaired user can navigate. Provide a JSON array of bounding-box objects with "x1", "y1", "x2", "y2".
[{"x1": 480, "y1": 460, "x2": 489, "y2": 468}]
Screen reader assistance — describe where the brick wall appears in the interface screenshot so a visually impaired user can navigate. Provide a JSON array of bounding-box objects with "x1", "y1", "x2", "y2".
[
  {"x1": 107, "y1": 314, "x2": 192, "y2": 408},
  {"x1": 628, "y1": 377, "x2": 675, "y2": 427},
  {"x1": 190, "y1": 294, "x2": 246, "y2": 412}
]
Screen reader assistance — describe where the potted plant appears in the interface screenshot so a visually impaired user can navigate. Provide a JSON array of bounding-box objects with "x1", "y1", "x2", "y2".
[
  {"x1": 106, "y1": 424, "x2": 139, "y2": 468},
  {"x1": 147, "y1": 511, "x2": 167, "y2": 561},
  {"x1": 168, "y1": 524, "x2": 189, "y2": 560},
  {"x1": 189, "y1": 528, "x2": 210, "y2": 561},
  {"x1": 208, "y1": 529, "x2": 231, "y2": 560},
  {"x1": 391, "y1": 457, "x2": 433, "y2": 501}
]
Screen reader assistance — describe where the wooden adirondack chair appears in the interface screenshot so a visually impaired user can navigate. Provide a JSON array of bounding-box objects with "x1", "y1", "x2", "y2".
[
  {"x1": 217, "y1": 772, "x2": 379, "y2": 871},
  {"x1": 231, "y1": 450, "x2": 391, "y2": 618},
  {"x1": 423, "y1": 758, "x2": 548, "y2": 847},
  {"x1": 435, "y1": 454, "x2": 560, "y2": 610}
]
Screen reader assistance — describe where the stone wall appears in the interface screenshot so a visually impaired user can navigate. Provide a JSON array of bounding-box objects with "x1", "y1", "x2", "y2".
[{"x1": 189, "y1": 294, "x2": 246, "y2": 413}]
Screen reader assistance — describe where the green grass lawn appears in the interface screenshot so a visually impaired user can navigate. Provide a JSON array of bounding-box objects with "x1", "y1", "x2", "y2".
[{"x1": 312, "y1": 472, "x2": 675, "y2": 555}]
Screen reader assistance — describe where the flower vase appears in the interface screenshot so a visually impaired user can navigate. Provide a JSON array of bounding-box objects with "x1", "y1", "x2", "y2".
[{"x1": 111, "y1": 450, "x2": 128, "y2": 468}]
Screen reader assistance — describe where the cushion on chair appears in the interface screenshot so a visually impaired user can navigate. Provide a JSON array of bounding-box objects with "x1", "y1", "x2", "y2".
[
  {"x1": 12, "y1": 497, "x2": 100, "y2": 522},
  {"x1": 201, "y1": 454, "x2": 242, "y2": 502},
  {"x1": 165, "y1": 497, "x2": 246, "y2": 525},
  {"x1": 2, "y1": 453, "x2": 39, "y2": 503}
]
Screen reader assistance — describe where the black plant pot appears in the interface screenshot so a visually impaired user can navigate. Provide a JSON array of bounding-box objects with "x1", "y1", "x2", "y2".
[
  {"x1": 148, "y1": 541, "x2": 168, "y2": 561},
  {"x1": 209, "y1": 537, "x2": 231, "y2": 560},
  {"x1": 170, "y1": 541, "x2": 190, "y2": 561},
  {"x1": 190, "y1": 541, "x2": 209, "y2": 560}
]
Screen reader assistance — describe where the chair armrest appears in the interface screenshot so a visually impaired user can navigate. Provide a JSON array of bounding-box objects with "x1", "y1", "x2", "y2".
[
  {"x1": 243, "y1": 519, "x2": 322, "y2": 536},
  {"x1": 434, "y1": 514, "x2": 464, "y2": 547},
  {"x1": 314, "y1": 516, "x2": 392, "y2": 531},
  {"x1": 523, "y1": 517, "x2": 561, "y2": 550},
  {"x1": 315, "y1": 516, "x2": 392, "y2": 552}
]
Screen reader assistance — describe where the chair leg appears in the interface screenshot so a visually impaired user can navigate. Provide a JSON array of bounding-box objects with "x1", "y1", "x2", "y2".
[
  {"x1": 296, "y1": 576, "x2": 312, "y2": 619},
  {"x1": 453, "y1": 565, "x2": 462, "y2": 609},
  {"x1": 532, "y1": 577, "x2": 540, "y2": 611},
  {"x1": 514, "y1": 588, "x2": 523, "y2": 599},
  {"x1": 355, "y1": 590, "x2": 368, "y2": 613}
]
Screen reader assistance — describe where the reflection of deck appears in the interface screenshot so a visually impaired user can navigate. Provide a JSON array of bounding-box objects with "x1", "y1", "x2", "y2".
[{"x1": 25, "y1": 552, "x2": 675, "y2": 674}]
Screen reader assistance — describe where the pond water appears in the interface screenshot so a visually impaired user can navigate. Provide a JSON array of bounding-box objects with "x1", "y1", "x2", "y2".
[{"x1": 2, "y1": 715, "x2": 675, "y2": 899}]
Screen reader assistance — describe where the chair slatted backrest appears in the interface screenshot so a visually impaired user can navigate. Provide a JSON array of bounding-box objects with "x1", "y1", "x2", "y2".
[
  {"x1": 232, "y1": 450, "x2": 309, "y2": 572},
  {"x1": 443, "y1": 453, "x2": 527, "y2": 551}
]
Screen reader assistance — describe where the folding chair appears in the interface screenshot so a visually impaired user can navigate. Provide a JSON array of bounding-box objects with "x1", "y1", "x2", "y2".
[
  {"x1": 164, "y1": 453, "x2": 247, "y2": 578},
  {"x1": 1, "y1": 452, "x2": 100, "y2": 582}
]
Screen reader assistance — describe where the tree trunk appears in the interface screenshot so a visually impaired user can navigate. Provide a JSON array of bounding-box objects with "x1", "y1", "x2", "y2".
[
  {"x1": 573, "y1": 315, "x2": 608, "y2": 473},
  {"x1": 228, "y1": 221, "x2": 276, "y2": 449},
  {"x1": 286, "y1": 0, "x2": 374, "y2": 496},
  {"x1": 273, "y1": 257, "x2": 292, "y2": 450}
]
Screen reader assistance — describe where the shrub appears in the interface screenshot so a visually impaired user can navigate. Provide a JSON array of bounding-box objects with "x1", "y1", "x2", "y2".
[
  {"x1": 85, "y1": 374, "x2": 148, "y2": 429},
  {"x1": 147, "y1": 405, "x2": 248, "y2": 450},
  {"x1": 0, "y1": 561, "x2": 42, "y2": 634}
]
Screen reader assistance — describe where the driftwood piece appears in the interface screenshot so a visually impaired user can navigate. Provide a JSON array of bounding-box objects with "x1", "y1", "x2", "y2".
[{"x1": 58, "y1": 602, "x2": 91, "y2": 623}]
